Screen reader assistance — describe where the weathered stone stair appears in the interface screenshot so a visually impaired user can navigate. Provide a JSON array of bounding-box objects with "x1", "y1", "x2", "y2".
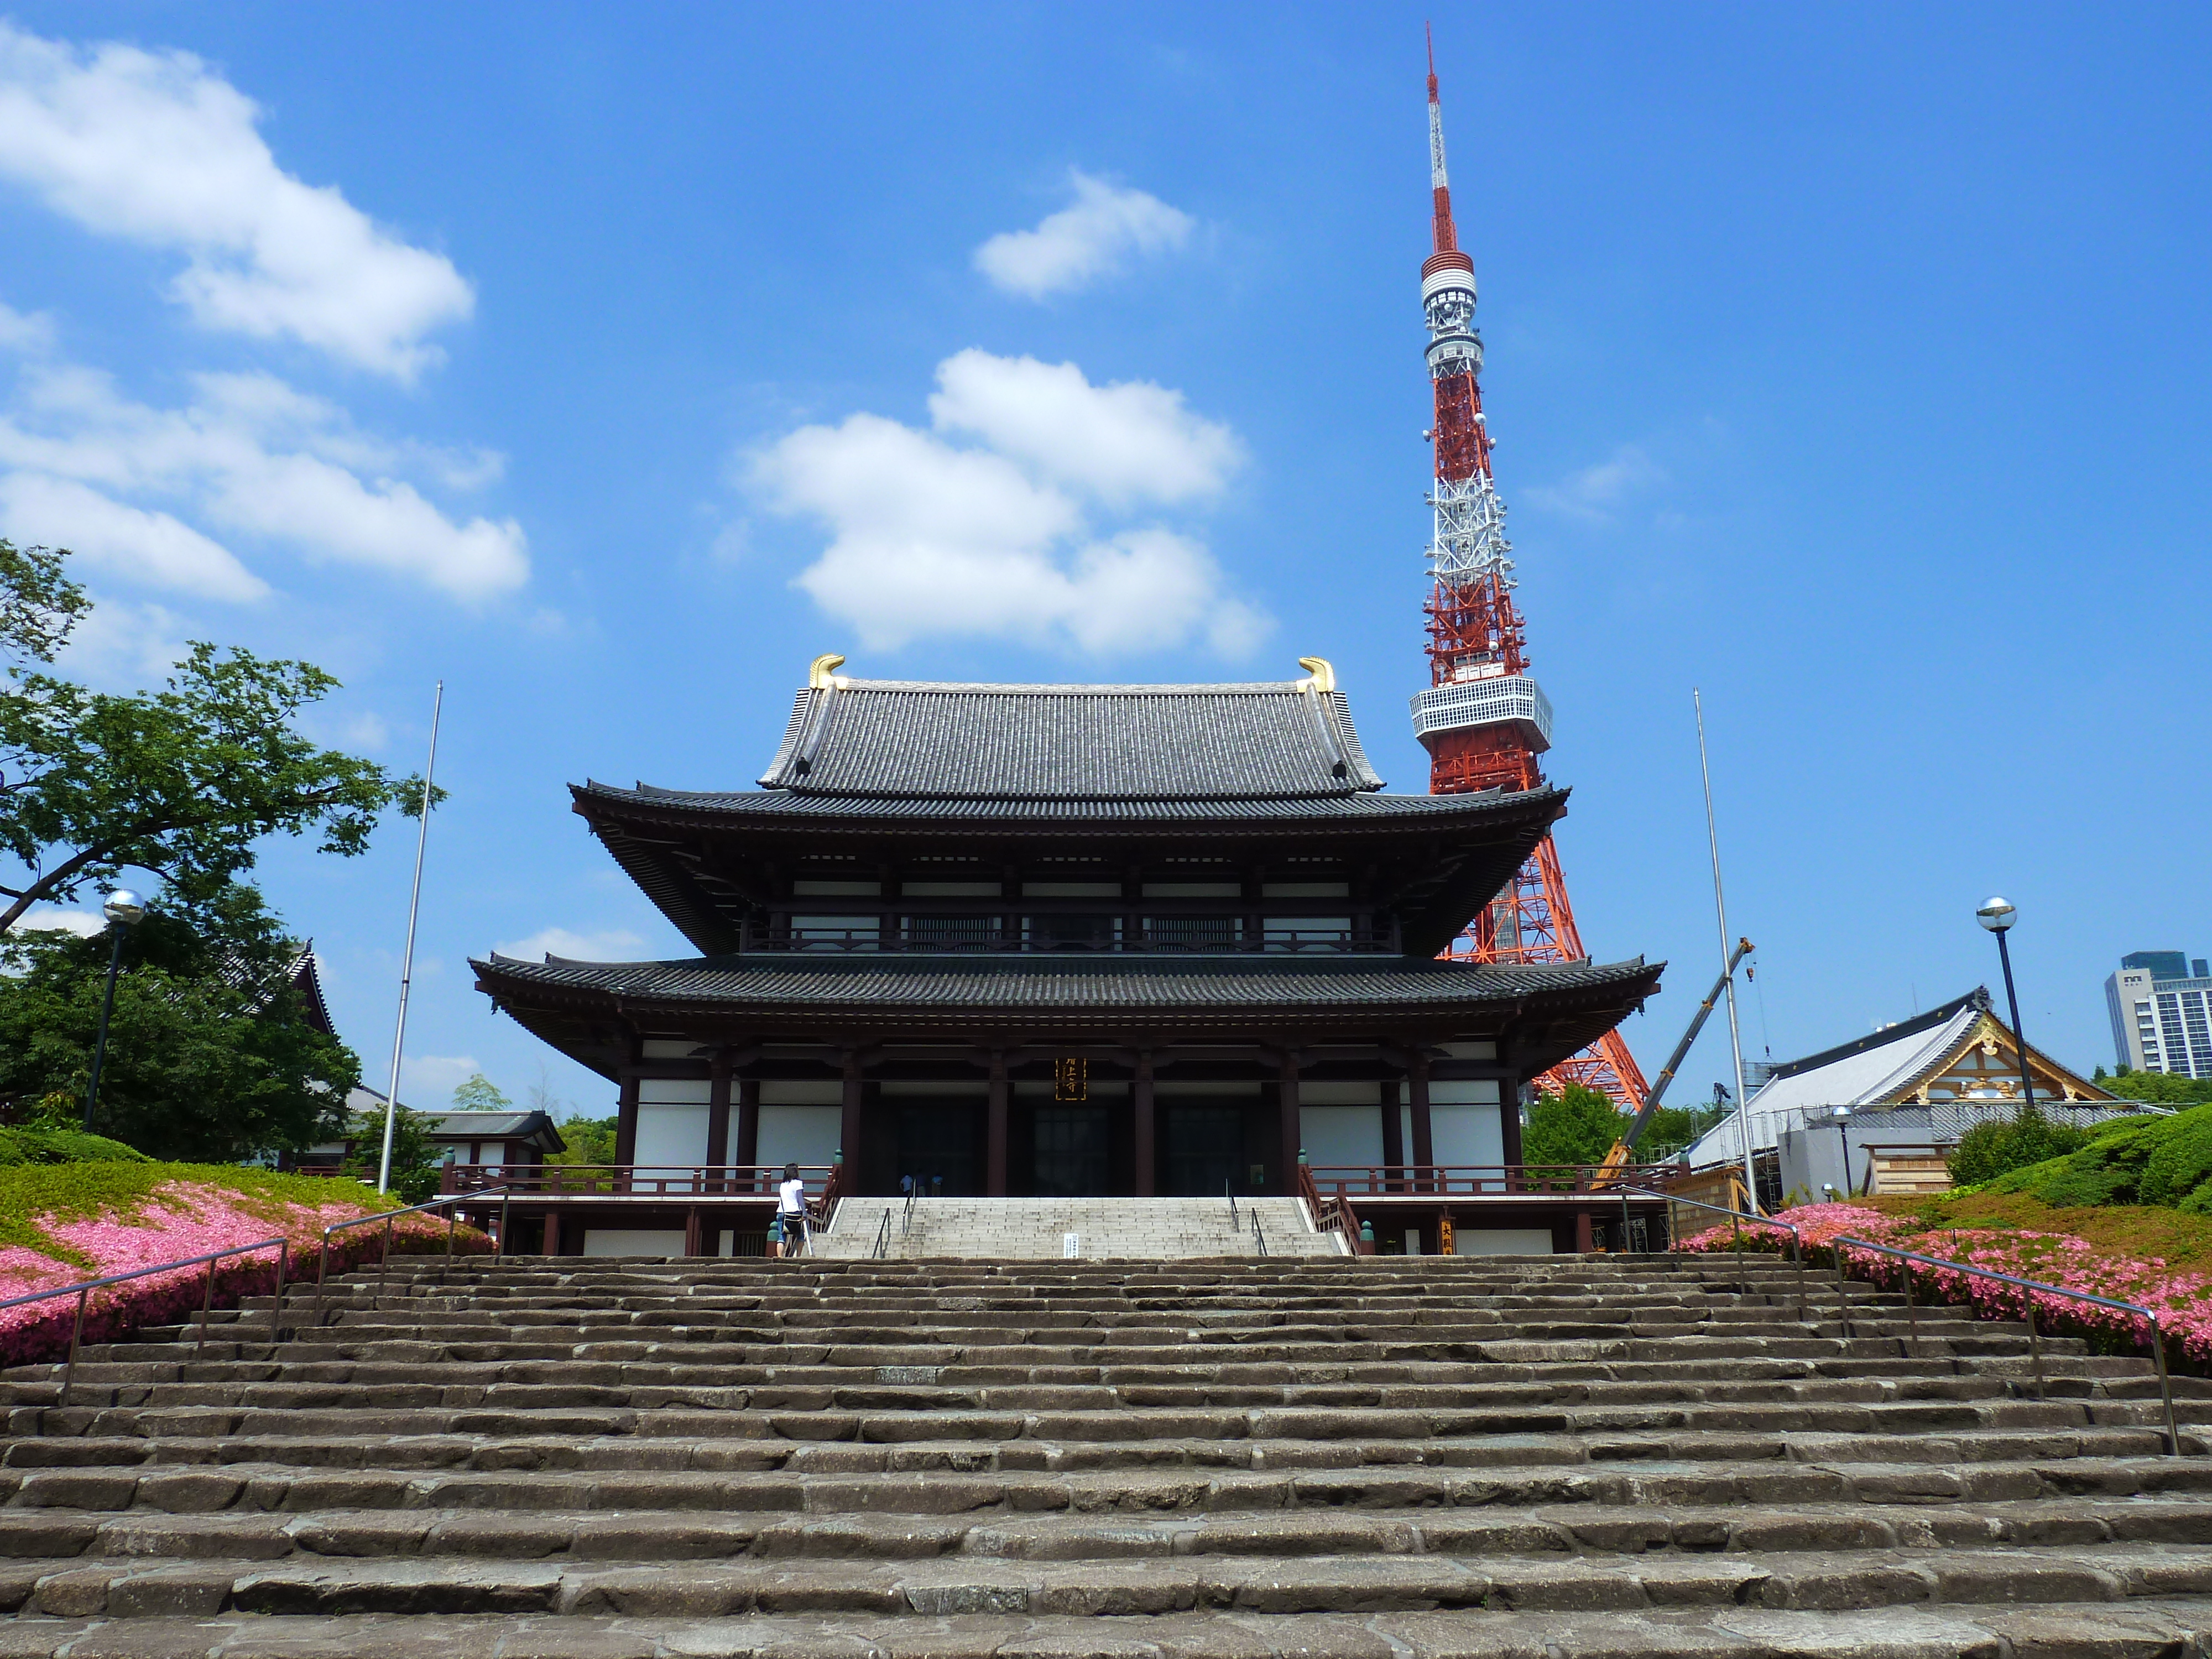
[
  {"x1": 813, "y1": 1196, "x2": 1342, "y2": 1258},
  {"x1": 0, "y1": 1254, "x2": 2208, "y2": 1656}
]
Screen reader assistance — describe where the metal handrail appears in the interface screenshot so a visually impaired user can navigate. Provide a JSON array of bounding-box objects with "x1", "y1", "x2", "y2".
[
  {"x1": 1225, "y1": 1179, "x2": 1238, "y2": 1229},
  {"x1": 1251, "y1": 1208, "x2": 1267, "y2": 1258},
  {"x1": 312, "y1": 1188, "x2": 508, "y2": 1327},
  {"x1": 1620, "y1": 1185, "x2": 1809, "y2": 1322},
  {"x1": 0, "y1": 1235, "x2": 290, "y2": 1408},
  {"x1": 870, "y1": 1207, "x2": 893, "y2": 1260},
  {"x1": 1836, "y1": 1235, "x2": 2185, "y2": 1457}
]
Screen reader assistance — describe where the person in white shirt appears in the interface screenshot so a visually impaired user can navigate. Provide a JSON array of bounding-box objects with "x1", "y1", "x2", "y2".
[{"x1": 775, "y1": 1162, "x2": 808, "y2": 1257}]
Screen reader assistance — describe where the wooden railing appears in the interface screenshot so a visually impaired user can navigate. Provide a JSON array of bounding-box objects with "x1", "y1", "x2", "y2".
[
  {"x1": 441, "y1": 1164, "x2": 833, "y2": 1199},
  {"x1": 1296, "y1": 1162, "x2": 1365, "y2": 1250},
  {"x1": 1305, "y1": 1164, "x2": 1681, "y2": 1197}
]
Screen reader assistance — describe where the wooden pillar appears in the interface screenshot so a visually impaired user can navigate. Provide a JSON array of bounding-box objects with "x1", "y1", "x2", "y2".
[
  {"x1": 735, "y1": 1076, "x2": 761, "y2": 1186},
  {"x1": 1408, "y1": 1055, "x2": 1434, "y2": 1170},
  {"x1": 840, "y1": 1051, "x2": 864, "y2": 1182},
  {"x1": 542, "y1": 1209, "x2": 562, "y2": 1257},
  {"x1": 705, "y1": 1053, "x2": 731, "y2": 1185},
  {"x1": 1132, "y1": 1051, "x2": 1156, "y2": 1197},
  {"x1": 1277, "y1": 1054, "x2": 1301, "y2": 1194},
  {"x1": 613, "y1": 1066, "x2": 640, "y2": 1177},
  {"x1": 986, "y1": 1051, "x2": 1009, "y2": 1196},
  {"x1": 684, "y1": 1205, "x2": 705, "y2": 1258},
  {"x1": 1380, "y1": 1076, "x2": 1404, "y2": 1177},
  {"x1": 1574, "y1": 1208, "x2": 1595, "y2": 1254},
  {"x1": 1501, "y1": 1079, "x2": 1525, "y2": 1168}
]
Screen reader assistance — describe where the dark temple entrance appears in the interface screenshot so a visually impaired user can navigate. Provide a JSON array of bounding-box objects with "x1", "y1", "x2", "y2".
[
  {"x1": 1031, "y1": 1105, "x2": 1111, "y2": 1196},
  {"x1": 1164, "y1": 1105, "x2": 1245, "y2": 1197},
  {"x1": 896, "y1": 1100, "x2": 983, "y2": 1196}
]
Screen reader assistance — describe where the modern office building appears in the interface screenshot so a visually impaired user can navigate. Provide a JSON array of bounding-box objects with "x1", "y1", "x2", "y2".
[{"x1": 2107, "y1": 952, "x2": 2212, "y2": 1079}]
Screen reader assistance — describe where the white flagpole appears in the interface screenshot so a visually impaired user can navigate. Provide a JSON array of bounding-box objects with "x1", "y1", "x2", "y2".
[
  {"x1": 378, "y1": 681, "x2": 444, "y2": 1194},
  {"x1": 1695, "y1": 688, "x2": 1757, "y2": 1213}
]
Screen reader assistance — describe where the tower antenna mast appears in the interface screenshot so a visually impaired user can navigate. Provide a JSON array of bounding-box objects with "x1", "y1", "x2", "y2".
[{"x1": 1410, "y1": 38, "x2": 1650, "y2": 1107}]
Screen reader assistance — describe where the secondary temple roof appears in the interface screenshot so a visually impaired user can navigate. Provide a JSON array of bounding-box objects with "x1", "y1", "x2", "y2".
[
  {"x1": 471, "y1": 952, "x2": 1663, "y2": 1078},
  {"x1": 757, "y1": 677, "x2": 1384, "y2": 800}
]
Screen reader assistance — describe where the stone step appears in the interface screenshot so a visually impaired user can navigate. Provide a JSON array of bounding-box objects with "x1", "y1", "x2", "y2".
[
  {"x1": 15, "y1": 1397, "x2": 2169, "y2": 1448},
  {"x1": 6, "y1": 1603, "x2": 2212, "y2": 1659},
  {"x1": 4, "y1": 1494, "x2": 2210, "y2": 1566},
  {"x1": 3, "y1": 1447, "x2": 2202, "y2": 1514},
  {"x1": 7, "y1": 1375, "x2": 2100, "y2": 1415},
  {"x1": 0, "y1": 1251, "x2": 2198, "y2": 1656},
  {"x1": 4, "y1": 1539, "x2": 2212, "y2": 1620}
]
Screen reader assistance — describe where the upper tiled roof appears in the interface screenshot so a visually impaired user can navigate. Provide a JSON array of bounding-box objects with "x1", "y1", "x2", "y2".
[{"x1": 755, "y1": 677, "x2": 1384, "y2": 800}]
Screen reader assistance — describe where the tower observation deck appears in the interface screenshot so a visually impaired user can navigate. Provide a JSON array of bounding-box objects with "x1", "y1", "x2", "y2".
[{"x1": 1412, "y1": 39, "x2": 1650, "y2": 1109}]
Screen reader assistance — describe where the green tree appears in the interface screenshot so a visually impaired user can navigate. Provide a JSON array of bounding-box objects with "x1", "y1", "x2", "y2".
[
  {"x1": 0, "y1": 541, "x2": 90, "y2": 664},
  {"x1": 343, "y1": 1098, "x2": 443, "y2": 1204},
  {"x1": 550, "y1": 1114, "x2": 617, "y2": 1167},
  {"x1": 2104, "y1": 1070, "x2": 2212, "y2": 1107},
  {"x1": 1948, "y1": 1101, "x2": 2092, "y2": 1187},
  {"x1": 1521, "y1": 1084, "x2": 1631, "y2": 1170},
  {"x1": 0, "y1": 884, "x2": 358, "y2": 1160},
  {"x1": 0, "y1": 641, "x2": 435, "y2": 934},
  {"x1": 451, "y1": 1073, "x2": 512, "y2": 1111}
]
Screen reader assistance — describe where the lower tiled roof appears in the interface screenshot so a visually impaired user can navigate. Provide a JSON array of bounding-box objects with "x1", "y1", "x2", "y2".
[{"x1": 473, "y1": 951, "x2": 1657, "y2": 1012}]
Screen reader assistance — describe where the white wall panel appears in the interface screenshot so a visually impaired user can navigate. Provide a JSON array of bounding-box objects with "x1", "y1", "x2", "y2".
[
  {"x1": 757, "y1": 1104, "x2": 840, "y2": 1168},
  {"x1": 1428, "y1": 1104, "x2": 1504, "y2": 1167},
  {"x1": 1300, "y1": 1106, "x2": 1383, "y2": 1170},
  {"x1": 634, "y1": 1104, "x2": 708, "y2": 1167}
]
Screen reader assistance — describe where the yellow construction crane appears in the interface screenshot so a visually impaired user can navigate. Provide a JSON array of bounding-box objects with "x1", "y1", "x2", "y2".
[{"x1": 1593, "y1": 937, "x2": 1754, "y2": 1187}]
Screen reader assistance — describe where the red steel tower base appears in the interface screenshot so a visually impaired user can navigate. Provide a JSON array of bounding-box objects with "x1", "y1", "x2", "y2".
[{"x1": 1412, "y1": 46, "x2": 1648, "y2": 1108}]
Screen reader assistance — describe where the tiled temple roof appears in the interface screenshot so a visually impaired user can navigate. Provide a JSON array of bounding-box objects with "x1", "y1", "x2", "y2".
[
  {"x1": 755, "y1": 678, "x2": 1384, "y2": 800},
  {"x1": 474, "y1": 950, "x2": 1657, "y2": 1013}
]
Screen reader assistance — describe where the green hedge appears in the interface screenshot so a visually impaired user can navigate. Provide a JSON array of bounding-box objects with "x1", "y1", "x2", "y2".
[
  {"x1": 0, "y1": 1128, "x2": 147, "y2": 1167},
  {"x1": 1985, "y1": 1103, "x2": 2212, "y2": 1212}
]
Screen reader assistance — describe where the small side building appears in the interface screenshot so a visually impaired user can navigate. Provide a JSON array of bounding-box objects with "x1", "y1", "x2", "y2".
[{"x1": 1685, "y1": 988, "x2": 2122, "y2": 1201}]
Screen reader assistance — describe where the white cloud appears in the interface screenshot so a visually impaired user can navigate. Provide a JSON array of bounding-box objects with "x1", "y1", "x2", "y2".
[
  {"x1": 0, "y1": 24, "x2": 472, "y2": 378},
  {"x1": 0, "y1": 299, "x2": 54, "y2": 353},
  {"x1": 1524, "y1": 444, "x2": 1669, "y2": 523},
  {"x1": 973, "y1": 170, "x2": 1194, "y2": 300},
  {"x1": 56, "y1": 595, "x2": 191, "y2": 686},
  {"x1": 495, "y1": 926, "x2": 646, "y2": 963},
  {"x1": 0, "y1": 362, "x2": 528, "y2": 600},
  {"x1": 14, "y1": 904, "x2": 101, "y2": 936},
  {"x1": 753, "y1": 351, "x2": 1266, "y2": 656},
  {"x1": 928, "y1": 350, "x2": 1240, "y2": 507},
  {"x1": 0, "y1": 471, "x2": 263, "y2": 599}
]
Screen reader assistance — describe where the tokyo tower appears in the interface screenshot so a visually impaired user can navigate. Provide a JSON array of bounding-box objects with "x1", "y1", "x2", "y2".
[{"x1": 1408, "y1": 40, "x2": 1650, "y2": 1107}]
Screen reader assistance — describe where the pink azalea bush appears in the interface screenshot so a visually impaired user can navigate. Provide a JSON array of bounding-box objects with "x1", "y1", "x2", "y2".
[
  {"x1": 0, "y1": 1178, "x2": 491, "y2": 1369},
  {"x1": 1674, "y1": 1200, "x2": 2212, "y2": 1370}
]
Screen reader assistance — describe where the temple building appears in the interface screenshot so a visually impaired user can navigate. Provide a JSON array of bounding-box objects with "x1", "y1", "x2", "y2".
[{"x1": 471, "y1": 658, "x2": 1663, "y2": 1253}]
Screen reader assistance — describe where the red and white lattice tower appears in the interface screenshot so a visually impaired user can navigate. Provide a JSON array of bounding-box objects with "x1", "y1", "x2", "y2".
[{"x1": 1410, "y1": 40, "x2": 1649, "y2": 1107}]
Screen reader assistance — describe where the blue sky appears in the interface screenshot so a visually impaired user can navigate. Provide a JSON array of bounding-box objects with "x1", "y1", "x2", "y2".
[{"x1": 1, "y1": 4, "x2": 2204, "y2": 1116}]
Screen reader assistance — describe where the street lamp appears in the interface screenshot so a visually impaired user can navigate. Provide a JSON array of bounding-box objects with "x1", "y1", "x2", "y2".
[
  {"x1": 82, "y1": 888, "x2": 145, "y2": 1132},
  {"x1": 1976, "y1": 896, "x2": 2039, "y2": 1121},
  {"x1": 1832, "y1": 1104, "x2": 1854, "y2": 1196}
]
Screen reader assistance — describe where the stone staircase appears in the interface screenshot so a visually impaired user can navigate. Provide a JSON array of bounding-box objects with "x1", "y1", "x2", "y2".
[
  {"x1": 813, "y1": 1195, "x2": 1343, "y2": 1258},
  {"x1": 0, "y1": 1254, "x2": 2209, "y2": 1655}
]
